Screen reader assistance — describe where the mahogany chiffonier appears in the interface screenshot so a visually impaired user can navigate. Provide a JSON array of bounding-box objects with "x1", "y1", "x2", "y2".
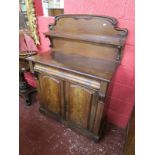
[{"x1": 27, "y1": 14, "x2": 128, "y2": 141}]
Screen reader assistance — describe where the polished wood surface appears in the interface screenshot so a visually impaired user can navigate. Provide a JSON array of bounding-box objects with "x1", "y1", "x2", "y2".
[
  {"x1": 68, "y1": 84, "x2": 94, "y2": 129},
  {"x1": 45, "y1": 31, "x2": 126, "y2": 46},
  {"x1": 39, "y1": 74, "x2": 62, "y2": 115},
  {"x1": 29, "y1": 51, "x2": 118, "y2": 81},
  {"x1": 52, "y1": 39, "x2": 118, "y2": 61},
  {"x1": 27, "y1": 14, "x2": 128, "y2": 141},
  {"x1": 34, "y1": 63, "x2": 101, "y2": 90}
]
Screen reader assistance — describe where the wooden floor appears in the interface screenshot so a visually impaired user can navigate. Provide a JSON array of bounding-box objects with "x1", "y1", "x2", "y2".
[{"x1": 20, "y1": 94, "x2": 127, "y2": 155}]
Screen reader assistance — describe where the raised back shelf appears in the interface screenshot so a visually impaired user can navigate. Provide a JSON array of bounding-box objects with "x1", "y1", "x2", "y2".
[
  {"x1": 44, "y1": 31, "x2": 126, "y2": 46},
  {"x1": 43, "y1": 14, "x2": 128, "y2": 81}
]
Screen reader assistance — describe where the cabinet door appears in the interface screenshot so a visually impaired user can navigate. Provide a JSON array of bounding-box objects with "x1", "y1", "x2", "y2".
[
  {"x1": 39, "y1": 74, "x2": 63, "y2": 116},
  {"x1": 66, "y1": 83, "x2": 97, "y2": 129}
]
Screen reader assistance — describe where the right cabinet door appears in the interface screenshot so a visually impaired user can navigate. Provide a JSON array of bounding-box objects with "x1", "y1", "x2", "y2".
[{"x1": 66, "y1": 83, "x2": 98, "y2": 130}]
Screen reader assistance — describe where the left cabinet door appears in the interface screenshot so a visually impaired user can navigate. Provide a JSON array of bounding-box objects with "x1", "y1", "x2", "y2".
[{"x1": 38, "y1": 74, "x2": 64, "y2": 117}]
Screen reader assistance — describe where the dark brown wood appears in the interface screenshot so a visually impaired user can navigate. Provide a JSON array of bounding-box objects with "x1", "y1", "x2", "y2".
[
  {"x1": 67, "y1": 84, "x2": 94, "y2": 129},
  {"x1": 39, "y1": 74, "x2": 63, "y2": 115},
  {"x1": 27, "y1": 52, "x2": 112, "y2": 82},
  {"x1": 44, "y1": 31, "x2": 126, "y2": 46},
  {"x1": 27, "y1": 14, "x2": 128, "y2": 140},
  {"x1": 93, "y1": 82, "x2": 107, "y2": 134},
  {"x1": 124, "y1": 108, "x2": 135, "y2": 155}
]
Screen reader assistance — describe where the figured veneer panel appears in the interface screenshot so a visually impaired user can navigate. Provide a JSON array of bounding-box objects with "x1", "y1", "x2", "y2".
[
  {"x1": 68, "y1": 84, "x2": 94, "y2": 129},
  {"x1": 39, "y1": 75, "x2": 62, "y2": 115}
]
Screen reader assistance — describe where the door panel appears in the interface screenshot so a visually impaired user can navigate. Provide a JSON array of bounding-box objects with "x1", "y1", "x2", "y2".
[
  {"x1": 67, "y1": 84, "x2": 95, "y2": 129},
  {"x1": 39, "y1": 74, "x2": 62, "y2": 115}
]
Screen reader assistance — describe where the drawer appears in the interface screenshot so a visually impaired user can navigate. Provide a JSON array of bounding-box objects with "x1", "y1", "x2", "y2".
[{"x1": 34, "y1": 63, "x2": 102, "y2": 90}]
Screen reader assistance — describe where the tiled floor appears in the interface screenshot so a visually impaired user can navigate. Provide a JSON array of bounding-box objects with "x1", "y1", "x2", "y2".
[{"x1": 19, "y1": 94, "x2": 126, "y2": 155}]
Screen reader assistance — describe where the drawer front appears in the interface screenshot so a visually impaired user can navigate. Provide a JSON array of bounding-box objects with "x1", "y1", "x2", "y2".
[{"x1": 34, "y1": 63, "x2": 101, "y2": 90}]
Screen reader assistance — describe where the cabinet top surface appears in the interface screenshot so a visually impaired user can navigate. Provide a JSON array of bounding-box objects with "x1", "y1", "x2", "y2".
[
  {"x1": 27, "y1": 50, "x2": 114, "y2": 82},
  {"x1": 27, "y1": 14, "x2": 128, "y2": 82}
]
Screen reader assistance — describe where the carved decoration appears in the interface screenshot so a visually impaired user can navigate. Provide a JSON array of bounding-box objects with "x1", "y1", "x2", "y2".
[
  {"x1": 98, "y1": 92, "x2": 105, "y2": 104},
  {"x1": 25, "y1": 0, "x2": 40, "y2": 45}
]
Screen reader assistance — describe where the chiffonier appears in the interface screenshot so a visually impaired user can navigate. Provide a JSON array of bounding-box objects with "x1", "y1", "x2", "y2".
[{"x1": 27, "y1": 14, "x2": 128, "y2": 141}]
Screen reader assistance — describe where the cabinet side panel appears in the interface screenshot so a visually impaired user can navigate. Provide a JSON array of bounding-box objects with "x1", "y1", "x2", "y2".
[{"x1": 68, "y1": 84, "x2": 93, "y2": 129}]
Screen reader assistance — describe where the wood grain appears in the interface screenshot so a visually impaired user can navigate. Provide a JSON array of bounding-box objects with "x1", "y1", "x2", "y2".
[
  {"x1": 34, "y1": 63, "x2": 101, "y2": 90},
  {"x1": 52, "y1": 38, "x2": 118, "y2": 61},
  {"x1": 39, "y1": 75, "x2": 62, "y2": 115},
  {"x1": 68, "y1": 84, "x2": 94, "y2": 129}
]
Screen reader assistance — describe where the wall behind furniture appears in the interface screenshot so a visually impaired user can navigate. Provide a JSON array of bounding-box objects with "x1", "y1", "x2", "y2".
[
  {"x1": 34, "y1": 0, "x2": 44, "y2": 16},
  {"x1": 26, "y1": 0, "x2": 134, "y2": 128}
]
